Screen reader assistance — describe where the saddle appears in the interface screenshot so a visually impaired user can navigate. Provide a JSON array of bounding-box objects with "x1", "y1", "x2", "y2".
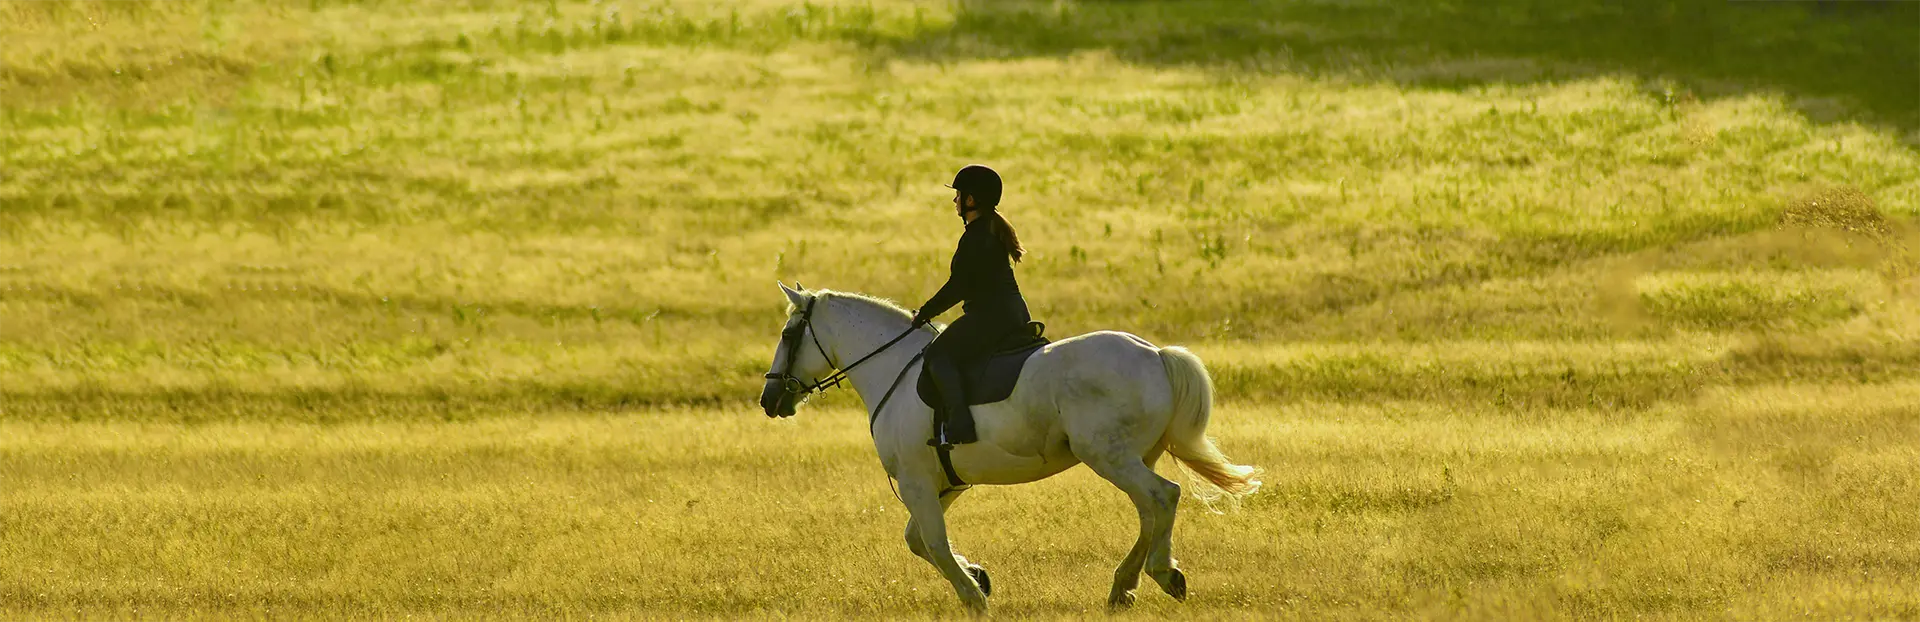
[{"x1": 916, "y1": 321, "x2": 1050, "y2": 408}]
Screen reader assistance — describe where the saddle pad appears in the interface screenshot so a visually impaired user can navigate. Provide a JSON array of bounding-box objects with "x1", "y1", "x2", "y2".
[{"x1": 916, "y1": 338, "x2": 1049, "y2": 408}]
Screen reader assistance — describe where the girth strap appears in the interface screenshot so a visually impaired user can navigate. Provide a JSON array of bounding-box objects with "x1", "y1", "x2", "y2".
[{"x1": 937, "y1": 444, "x2": 966, "y2": 491}]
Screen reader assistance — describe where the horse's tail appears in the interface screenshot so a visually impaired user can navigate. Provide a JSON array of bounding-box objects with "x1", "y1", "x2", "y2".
[{"x1": 1157, "y1": 346, "x2": 1262, "y2": 506}]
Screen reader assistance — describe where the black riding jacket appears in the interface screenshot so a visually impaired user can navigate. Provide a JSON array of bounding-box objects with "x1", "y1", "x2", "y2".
[{"x1": 917, "y1": 215, "x2": 1023, "y2": 321}]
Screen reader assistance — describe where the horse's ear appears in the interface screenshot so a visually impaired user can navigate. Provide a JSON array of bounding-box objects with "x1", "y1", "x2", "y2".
[{"x1": 778, "y1": 281, "x2": 806, "y2": 306}]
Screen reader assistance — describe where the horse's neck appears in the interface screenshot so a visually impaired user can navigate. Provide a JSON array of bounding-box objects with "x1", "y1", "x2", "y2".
[
  {"x1": 821, "y1": 298, "x2": 928, "y2": 412},
  {"x1": 822, "y1": 301, "x2": 906, "y2": 360}
]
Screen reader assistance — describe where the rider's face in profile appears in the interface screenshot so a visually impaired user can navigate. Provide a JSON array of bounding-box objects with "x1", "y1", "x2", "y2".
[{"x1": 953, "y1": 191, "x2": 973, "y2": 221}]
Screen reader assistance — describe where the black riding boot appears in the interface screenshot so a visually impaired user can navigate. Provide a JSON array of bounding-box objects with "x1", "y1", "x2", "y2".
[{"x1": 926, "y1": 354, "x2": 978, "y2": 447}]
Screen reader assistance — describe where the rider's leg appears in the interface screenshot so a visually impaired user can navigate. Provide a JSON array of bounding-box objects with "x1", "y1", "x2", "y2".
[
  {"x1": 925, "y1": 349, "x2": 976, "y2": 445},
  {"x1": 925, "y1": 315, "x2": 986, "y2": 446}
]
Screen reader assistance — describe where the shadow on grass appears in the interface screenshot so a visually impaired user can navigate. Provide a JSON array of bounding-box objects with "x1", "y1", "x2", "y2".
[{"x1": 868, "y1": 0, "x2": 1919, "y2": 137}]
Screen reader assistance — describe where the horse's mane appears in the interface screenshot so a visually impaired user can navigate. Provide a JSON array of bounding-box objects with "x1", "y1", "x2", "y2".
[
  {"x1": 820, "y1": 290, "x2": 913, "y2": 318},
  {"x1": 786, "y1": 289, "x2": 914, "y2": 322}
]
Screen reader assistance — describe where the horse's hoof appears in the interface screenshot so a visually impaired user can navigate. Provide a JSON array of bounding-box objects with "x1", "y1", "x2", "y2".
[
  {"x1": 966, "y1": 565, "x2": 992, "y2": 598},
  {"x1": 1161, "y1": 568, "x2": 1188, "y2": 602},
  {"x1": 1106, "y1": 591, "x2": 1136, "y2": 612}
]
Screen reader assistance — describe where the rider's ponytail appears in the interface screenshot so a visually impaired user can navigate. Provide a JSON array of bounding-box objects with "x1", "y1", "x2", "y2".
[{"x1": 986, "y1": 210, "x2": 1025, "y2": 263}]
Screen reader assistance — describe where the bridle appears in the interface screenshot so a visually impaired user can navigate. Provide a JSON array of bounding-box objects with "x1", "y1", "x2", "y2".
[
  {"x1": 765, "y1": 295, "x2": 923, "y2": 404},
  {"x1": 765, "y1": 296, "x2": 842, "y2": 397}
]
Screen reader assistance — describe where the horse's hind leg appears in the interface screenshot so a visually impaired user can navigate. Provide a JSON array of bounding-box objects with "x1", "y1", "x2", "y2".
[
  {"x1": 904, "y1": 488, "x2": 991, "y2": 597},
  {"x1": 1077, "y1": 445, "x2": 1184, "y2": 610}
]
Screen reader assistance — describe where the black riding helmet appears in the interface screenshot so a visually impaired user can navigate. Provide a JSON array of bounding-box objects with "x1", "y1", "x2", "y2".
[{"x1": 945, "y1": 164, "x2": 1001, "y2": 209}]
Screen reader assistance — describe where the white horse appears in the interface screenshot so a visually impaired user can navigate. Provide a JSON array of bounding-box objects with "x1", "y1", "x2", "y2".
[{"x1": 758, "y1": 282, "x2": 1260, "y2": 614}]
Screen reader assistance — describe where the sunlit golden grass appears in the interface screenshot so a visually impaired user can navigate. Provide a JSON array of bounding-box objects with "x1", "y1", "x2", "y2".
[
  {"x1": 3, "y1": 401, "x2": 1914, "y2": 619},
  {"x1": 2, "y1": 0, "x2": 1918, "y2": 618}
]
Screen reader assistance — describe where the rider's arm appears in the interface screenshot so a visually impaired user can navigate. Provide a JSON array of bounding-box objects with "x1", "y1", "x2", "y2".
[{"x1": 914, "y1": 228, "x2": 984, "y2": 324}]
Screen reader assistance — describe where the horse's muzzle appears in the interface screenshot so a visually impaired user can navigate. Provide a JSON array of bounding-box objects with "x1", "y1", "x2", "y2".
[{"x1": 759, "y1": 379, "x2": 795, "y2": 418}]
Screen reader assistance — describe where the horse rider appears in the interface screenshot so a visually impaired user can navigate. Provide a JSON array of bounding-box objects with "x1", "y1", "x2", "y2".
[{"x1": 911, "y1": 164, "x2": 1031, "y2": 448}]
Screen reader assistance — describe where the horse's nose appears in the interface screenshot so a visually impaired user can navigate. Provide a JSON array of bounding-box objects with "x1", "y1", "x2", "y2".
[{"x1": 758, "y1": 380, "x2": 782, "y2": 417}]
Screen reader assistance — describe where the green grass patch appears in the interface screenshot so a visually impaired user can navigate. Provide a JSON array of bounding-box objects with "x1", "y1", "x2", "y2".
[{"x1": 1636, "y1": 269, "x2": 1874, "y2": 329}]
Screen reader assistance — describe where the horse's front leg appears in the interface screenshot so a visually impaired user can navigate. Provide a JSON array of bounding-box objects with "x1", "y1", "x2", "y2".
[
  {"x1": 900, "y1": 481, "x2": 987, "y2": 614},
  {"x1": 904, "y1": 488, "x2": 992, "y2": 596}
]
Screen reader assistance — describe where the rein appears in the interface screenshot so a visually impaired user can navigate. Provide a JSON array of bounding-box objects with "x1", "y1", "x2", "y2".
[
  {"x1": 766, "y1": 295, "x2": 925, "y2": 400},
  {"x1": 869, "y1": 350, "x2": 927, "y2": 432}
]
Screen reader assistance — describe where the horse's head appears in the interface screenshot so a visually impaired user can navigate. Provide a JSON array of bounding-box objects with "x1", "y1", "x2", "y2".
[{"x1": 760, "y1": 282, "x2": 834, "y2": 418}]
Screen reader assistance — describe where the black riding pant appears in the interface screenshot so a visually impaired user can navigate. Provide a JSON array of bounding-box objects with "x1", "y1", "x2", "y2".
[{"x1": 926, "y1": 296, "x2": 1031, "y2": 366}]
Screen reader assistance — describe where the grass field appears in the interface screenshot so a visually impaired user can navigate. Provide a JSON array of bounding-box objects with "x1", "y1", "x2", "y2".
[{"x1": 3, "y1": 0, "x2": 1919, "y2": 618}]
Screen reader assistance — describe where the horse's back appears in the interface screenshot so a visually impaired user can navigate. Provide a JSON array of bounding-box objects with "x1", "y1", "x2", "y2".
[
  {"x1": 1014, "y1": 330, "x2": 1171, "y2": 407},
  {"x1": 1033, "y1": 331, "x2": 1164, "y2": 376},
  {"x1": 1050, "y1": 330, "x2": 1156, "y2": 351}
]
